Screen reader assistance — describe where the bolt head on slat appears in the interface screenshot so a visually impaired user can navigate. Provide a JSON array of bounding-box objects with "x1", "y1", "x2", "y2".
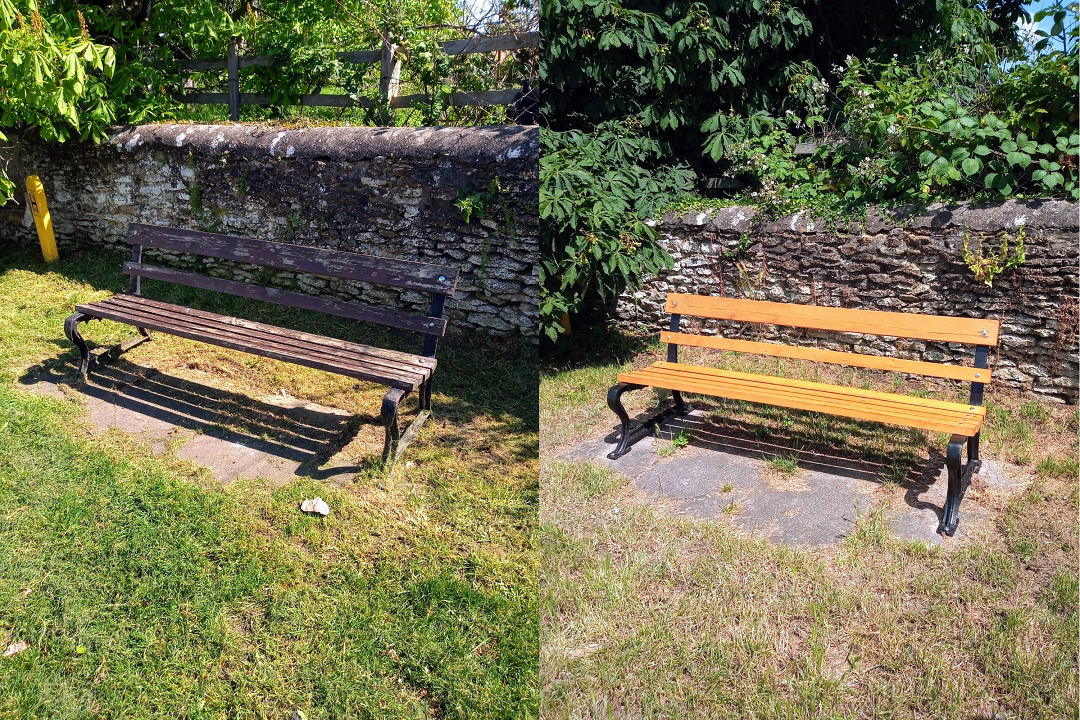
[
  {"x1": 981, "y1": 330, "x2": 987, "y2": 336},
  {"x1": 439, "y1": 275, "x2": 446, "y2": 282}
]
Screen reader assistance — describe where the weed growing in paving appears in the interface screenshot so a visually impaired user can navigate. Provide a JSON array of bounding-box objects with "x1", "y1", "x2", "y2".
[
  {"x1": 657, "y1": 429, "x2": 691, "y2": 457},
  {"x1": 765, "y1": 453, "x2": 799, "y2": 476}
]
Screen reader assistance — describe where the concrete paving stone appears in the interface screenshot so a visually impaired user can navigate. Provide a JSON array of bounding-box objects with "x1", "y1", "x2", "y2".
[
  {"x1": 17, "y1": 367, "x2": 366, "y2": 486},
  {"x1": 576, "y1": 410, "x2": 1031, "y2": 548}
]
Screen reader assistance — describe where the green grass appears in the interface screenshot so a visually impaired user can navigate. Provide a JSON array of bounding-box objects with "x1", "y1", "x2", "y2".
[
  {"x1": 1037, "y1": 454, "x2": 1080, "y2": 479},
  {"x1": 540, "y1": 342, "x2": 1079, "y2": 719},
  {"x1": 657, "y1": 429, "x2": 691, "y2": 458},
  {"x1": 765, "y1": 454, "x2": 799, "y2": 476},
  {"x1": 0, "y1": 246, "x2": 538, "y2": 718}
]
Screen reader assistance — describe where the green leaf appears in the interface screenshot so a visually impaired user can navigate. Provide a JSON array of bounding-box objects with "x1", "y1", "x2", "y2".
[
  {"x1": 1005, "y1": 151, "x2": 1031, "y2": 169},
  {"x1": 961, "y1": 158, "x2": 981, "y2": 176}
]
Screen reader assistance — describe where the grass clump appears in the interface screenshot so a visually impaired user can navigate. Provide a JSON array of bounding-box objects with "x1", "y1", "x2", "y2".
[
  {"x1": 1037, "y1": 454, "x2": 1079, "y2": 479},
  {"x1": 765, "y1": 454, "x2": 800, "y2": 476}
]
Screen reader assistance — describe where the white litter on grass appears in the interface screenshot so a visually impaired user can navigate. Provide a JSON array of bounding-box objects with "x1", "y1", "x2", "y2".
[
  {"x1": 300, "y1": 497, "x2": 330, "y2": 516},
  {"x1": 3, "y1": 641, "x2": 28, "y2": 657}
]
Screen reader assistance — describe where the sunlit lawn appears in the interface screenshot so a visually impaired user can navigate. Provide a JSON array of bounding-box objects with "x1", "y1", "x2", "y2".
[{"x1": 0, "y1": 246, "x2": 538, "y2": 719}]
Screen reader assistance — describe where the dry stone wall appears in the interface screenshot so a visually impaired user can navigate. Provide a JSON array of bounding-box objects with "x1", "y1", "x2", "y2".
[
  {"x1": 617, "y1": 200, "x2": 1079, "y2": 402},
  {"x1": 0, "y1": 124, "x2": 539, "y2": 341}
]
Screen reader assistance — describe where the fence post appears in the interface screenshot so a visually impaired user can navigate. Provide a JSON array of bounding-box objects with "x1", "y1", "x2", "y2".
[
  {"x1": 380, "y1": 38, "x2": 401, "y2": 105},
  {"x1": 227, "y1": 38, "x2": 240, "y2": 122}
]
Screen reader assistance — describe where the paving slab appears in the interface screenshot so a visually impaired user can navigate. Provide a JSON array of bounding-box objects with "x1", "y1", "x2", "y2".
[
  {"x1": 18, "y1": 363, "x2": 368, "y2": 486},
  {"x1": 567, "y1": 409, "x2": 1029, "y2": 547}
]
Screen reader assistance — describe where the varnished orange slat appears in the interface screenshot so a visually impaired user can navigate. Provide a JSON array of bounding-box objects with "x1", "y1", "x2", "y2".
[
  {"x1": 661, "y1": 332, "x2": 991, "y2": 383},
  {"x1": 619, "y1": 370, "x2": 982, "y2": 435},
  {"x1": 635, "y1": 362, "x2": 976, "y2": 413},
  {"x1": 618, "y1": 363, "x2": 984, "y2": 435},
  {"x1": 630, "y1": 365, "x2": 977, "y2": 423},
  {"x1": 665, "y1": 294, "x2": 1000, "y2": 346}
]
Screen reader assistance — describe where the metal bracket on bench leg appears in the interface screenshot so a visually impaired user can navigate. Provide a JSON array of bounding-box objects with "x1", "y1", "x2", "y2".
[
  {"x1": 100, "y1": 331, "x2": 153, "y2": 365},
  {"x1": 380, "y1": 387, "x2": 430, "y2": 468},
  {"x1": 63, "y1": 312, "x2": 153, "y2": 382},
  {"x1": 607, "y1": 383, "x2": 690, "y2": 460},
  {"x1": 939, "y1": 433, "x2": 980, "y2": 537}
]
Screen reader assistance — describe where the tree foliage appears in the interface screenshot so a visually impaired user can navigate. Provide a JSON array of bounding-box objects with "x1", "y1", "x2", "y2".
[
  {"x1": 0, "y1": 0, "x2": 116, "y2": 199},
  {"x1": 539, "y1": 122, "x2": 693, "y2": 340},
  {"x1": 539, "y1": 0, "x2": 1078, "y2": 341},
  {"x1": 0, "y1": 0, "x2": 537, "y2": 202}
]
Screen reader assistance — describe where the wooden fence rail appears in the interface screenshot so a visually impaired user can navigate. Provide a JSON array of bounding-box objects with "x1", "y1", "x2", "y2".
[{"x1": 178, "y1": 31, "x2": 538, "y2": 120}]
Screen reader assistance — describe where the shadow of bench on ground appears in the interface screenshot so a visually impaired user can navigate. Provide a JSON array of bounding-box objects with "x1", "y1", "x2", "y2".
[
  {"x1": 601, "y1": 403, "x2": 952, "y2": 527},
  {"x1": 20, "y1": 357, "x2": 380, "y2": 484}
]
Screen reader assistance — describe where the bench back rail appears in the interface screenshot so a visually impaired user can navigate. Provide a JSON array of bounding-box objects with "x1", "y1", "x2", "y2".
[
  {"x1": 125, "y1": 223, "x2": 459, "y2": 356},
  {"x1": 663, "y1": 293, "x2": 999, "y2": 408},
  {"x1": 665, "y1": 294, "x2": 999, "y2": 345}
]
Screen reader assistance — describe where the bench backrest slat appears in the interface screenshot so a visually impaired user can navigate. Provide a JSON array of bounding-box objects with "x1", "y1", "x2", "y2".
[
  {"x1": 124, "y1": 262, "x2": 447, "y2": 336},
  {"x1": 666, "y1": 294, "x2": 999, "y2": 345},
  {"x1": 128, "y1": 223, "x2": 460, "y2": 296},
  {"x1": 662, "y1": 332, "x2": 991, "y2": 383}
]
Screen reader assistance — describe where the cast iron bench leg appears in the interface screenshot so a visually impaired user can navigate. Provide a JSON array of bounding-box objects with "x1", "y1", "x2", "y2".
[
  {"x1": 607, "y1": 383, "x2": 691, "y2": 460},
  {"x1": 64, "y1": 313, "x2": 153, "y2": 382},
  {"x1": 940, "y1": 433, "x2": 980, "y2": 537},
  {"x1": 63, "y1": 313, "x2": 93, "y2": 381},
  {"x1": 381, "y1": 386, "x2": 431, "y2": 469}
]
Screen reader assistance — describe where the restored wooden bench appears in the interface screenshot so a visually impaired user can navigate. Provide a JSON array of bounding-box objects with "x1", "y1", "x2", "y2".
[
  {"x1": 607, "y1": 294, "x2": 1000, "y2": 536},
  {"x1": 64, "y1": 223, "x2": 459, "y2": 467}
]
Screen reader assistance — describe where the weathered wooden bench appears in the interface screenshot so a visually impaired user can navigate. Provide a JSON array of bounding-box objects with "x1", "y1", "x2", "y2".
[
  {"x1": 64, "y1": 223, "x2": 459, "y2": 467},
  {"x1": 608, "y1": 294, "x2": 1000, "y2": 536}
]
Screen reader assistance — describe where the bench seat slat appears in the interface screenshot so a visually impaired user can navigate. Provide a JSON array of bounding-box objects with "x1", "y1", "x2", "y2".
[
  {"x1": 112, "y1": 295, "x2": 435, "y2": 368},
  {"x1": 637, "y1": 362, "x2": 979, "y2": 416},
  {"x1": 618, "y1": 362, "x2": 985, "y2": 436},
  {"x1": 124, "y1": 263, "x2": 447, "y2": 336},
  {"x1": 662, "y1": 332, "x2": 991, "y2": 383},
  {"x1": 666, "y1": 294, "x2": 1000, "y2": 345},
  {"x1": 76, "y1": 295, "x2": 433, "y2": 390},
  {"x1": 89, "y1": 299, "x2": 426, "y2": 385},
  {"x1": 128, "y1": 223, "x2": 460, "y2": 296}
]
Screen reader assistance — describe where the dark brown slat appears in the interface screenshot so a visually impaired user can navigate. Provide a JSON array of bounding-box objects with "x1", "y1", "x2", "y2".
[
  {"x1": 87, "y1": 297, "x2": 432, "y2": 383},
  {"x1": 124, "y1": 263, "x2": 446, "y2": 336},
  {"x1": 110, "y1": 295, "x2": 435, "y2": 368},
  {"x1": 89, "y1": 301, "x2": 427, "y2": 387},
  {"x1": 88, "y1": 299, "x2": 429, "y2": 386},
  {"x1": 106, "y1": 295, "x2": 434, "y2": 369},
  {"x1": 78, "y1": 302, "x2": 425, "y2": 391},
  {"x1": 128, "y1": 224, "x2": 459, "y2": 296},
  {"x1": 180, "y1": 93, "x2": 378, "y2": 108}
]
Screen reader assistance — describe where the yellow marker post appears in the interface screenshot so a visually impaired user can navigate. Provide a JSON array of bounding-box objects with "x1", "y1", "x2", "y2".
[{"x1": 26, "y1": 175, "x2": 58, "y2": 263}]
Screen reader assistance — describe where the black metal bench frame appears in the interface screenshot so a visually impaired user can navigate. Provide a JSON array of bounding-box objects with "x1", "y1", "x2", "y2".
[
  {"x1": 64, "y1": 223, "x2": 459, "y2": 468},
  {"x1": 606, "y1": 294, "x2": 1000, "y2": 537}
]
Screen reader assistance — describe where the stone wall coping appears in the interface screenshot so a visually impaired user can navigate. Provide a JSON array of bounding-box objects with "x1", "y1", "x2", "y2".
[
  {"x1": 659, "y1": 198, "x2": 1078, "y2": 235},
  {"x1": 107, "y1": 124, "x2": 539, "y2": 166}
]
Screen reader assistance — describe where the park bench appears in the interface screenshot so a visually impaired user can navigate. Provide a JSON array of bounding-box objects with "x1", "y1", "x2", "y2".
[
  {"x1": 607, "y1": 294, "x2": 1000, "y2": 536},
  {"x1": 64, "y1": 223, "x2": 459, "y2": 467}
]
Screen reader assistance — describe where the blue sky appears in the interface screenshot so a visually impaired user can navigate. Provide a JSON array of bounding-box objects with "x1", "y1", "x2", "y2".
[{"x1": 1020, "y1": 0, "x2": 1062, "y2": 34}]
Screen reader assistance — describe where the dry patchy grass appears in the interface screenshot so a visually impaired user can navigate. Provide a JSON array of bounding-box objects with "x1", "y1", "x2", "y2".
[{"x1": 540, "y1": 337, "x2": 1079, "y2": 719}]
